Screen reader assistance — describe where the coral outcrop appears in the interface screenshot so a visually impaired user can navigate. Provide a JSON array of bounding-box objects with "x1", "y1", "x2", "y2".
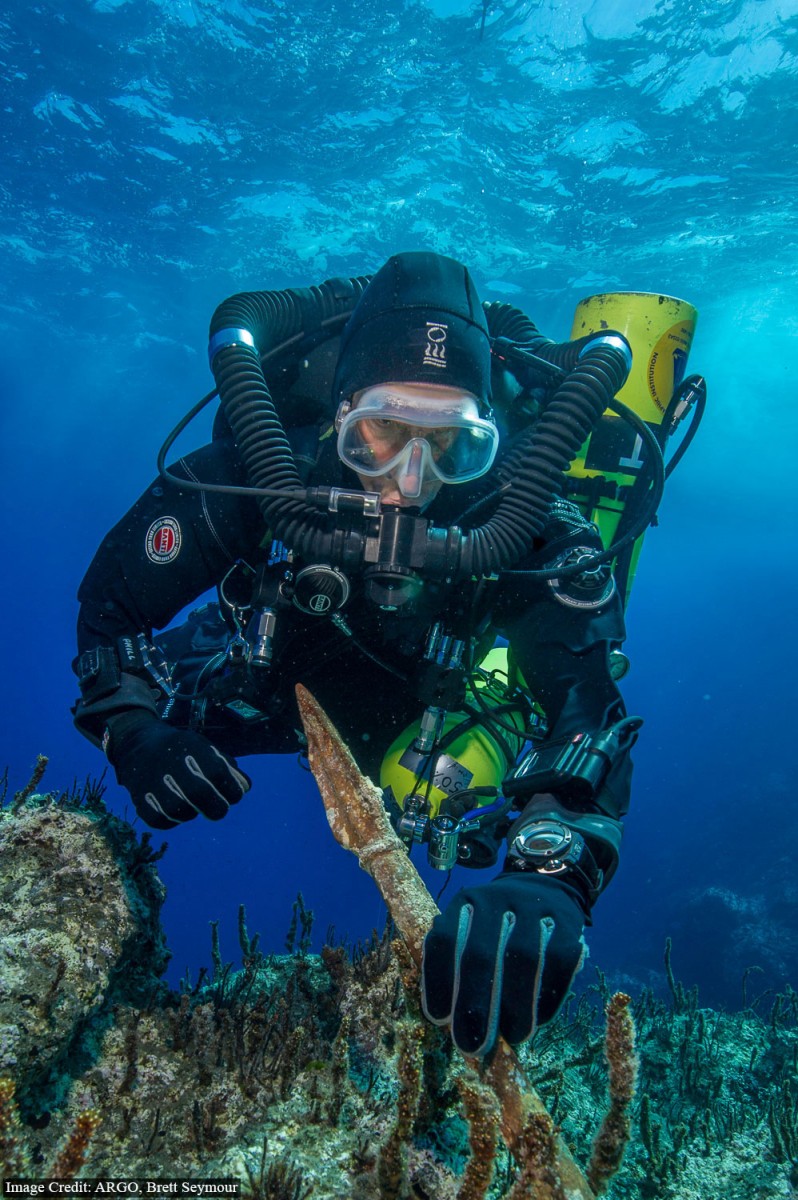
[
  {"x1": 1, "y1": 755, "x2": 796, "y2": 1199},
  {"x1": 0, "y1": 780, "x2": 168, "y2": 1113}
]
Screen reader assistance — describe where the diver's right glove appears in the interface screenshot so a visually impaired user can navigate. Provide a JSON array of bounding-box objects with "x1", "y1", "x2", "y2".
[
  {"x1": 105, "y1": 710, "x2": 251, "y2": 829},
  {"x1": 421, "y1": 872, "x2": 588, "y2": 1057}
]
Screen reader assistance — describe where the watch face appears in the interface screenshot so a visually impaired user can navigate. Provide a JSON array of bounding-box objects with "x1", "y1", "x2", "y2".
[
  {"x1": 511, "y1": 822, "x2": 600, "y2": 895},
  {"x1": 517, "y1": 822, "x2": 572, "y2": 863}
]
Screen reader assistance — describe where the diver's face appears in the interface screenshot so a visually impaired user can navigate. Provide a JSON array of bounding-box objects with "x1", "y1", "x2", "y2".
[
  {"x1": 337, "y1": 381, "x2": 495, "y2": 509},
  {"x1": 353, "y1": 418, "x2": 453, "y2": 508}
]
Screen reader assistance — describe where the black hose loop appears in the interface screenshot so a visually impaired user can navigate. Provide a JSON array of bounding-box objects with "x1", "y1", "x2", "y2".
[
  {"x1": 484, "y1": 301, "x2": 549, "y2": 350},
  {"x1": 212, "y1": 345, "x2": 303, "y2": 532},
  {"x1": 209, "y1": 278, "x2": 369, "y2": 544},
  {"x1": 453, "y1": 340, "x2": 630, "y2": 579}
]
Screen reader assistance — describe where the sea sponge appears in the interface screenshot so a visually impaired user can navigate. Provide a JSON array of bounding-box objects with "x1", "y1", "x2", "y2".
[{"x1": 0, "y1": 795, "x2": 167, "y2": 1105}]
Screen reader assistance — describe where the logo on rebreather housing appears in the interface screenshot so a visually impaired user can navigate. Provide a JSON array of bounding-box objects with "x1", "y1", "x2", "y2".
[
  {"x1": 145, "y1": 517, "x2": 181, "y2": 564},
  {"x1": 424, "y1": 322, "x2": 448, "y2": 368},
  {"x1": 308, "y1": 592, "x2": 331, "y2": 614}
]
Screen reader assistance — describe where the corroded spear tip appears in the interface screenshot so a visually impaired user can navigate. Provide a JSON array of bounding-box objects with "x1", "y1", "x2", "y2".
[
  {"x1": 295, "y1": 683, "x2": 439, "y2": 959},
  {"x1": 295, "y1": 682, "x2": 387, "y2": 850}
]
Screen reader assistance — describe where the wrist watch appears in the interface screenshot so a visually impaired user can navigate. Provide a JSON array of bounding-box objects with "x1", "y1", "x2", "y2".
[{"x1": 507, "y1": 819, "x2": 603, "y2": 902}]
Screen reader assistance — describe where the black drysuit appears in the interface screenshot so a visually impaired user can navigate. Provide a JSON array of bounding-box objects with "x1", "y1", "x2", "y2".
[{"x1": 74, "y1": 418, "x2": 632, "y2": 880}]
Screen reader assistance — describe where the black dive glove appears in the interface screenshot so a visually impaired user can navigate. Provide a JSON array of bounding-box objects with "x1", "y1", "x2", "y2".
[
  {"x1": 106, "y1": 710, "x2": 251, "y2": 830},
  {"x1": 421, "y1": 873, "x2": 588, "y2": 1057}
]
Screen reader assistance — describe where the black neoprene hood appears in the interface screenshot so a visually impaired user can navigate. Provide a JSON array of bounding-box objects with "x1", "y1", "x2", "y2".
[{"x1": 332, "y1": 251, "x2": 492, "y2": 408}]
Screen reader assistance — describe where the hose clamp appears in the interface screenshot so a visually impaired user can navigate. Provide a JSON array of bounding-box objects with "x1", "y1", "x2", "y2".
[
  {"x1": 208, "y1": 327, "x2": 257, "y2": 367},
  {"x1": 578, "y1": 333, "x2": 632, "y2": 374}
]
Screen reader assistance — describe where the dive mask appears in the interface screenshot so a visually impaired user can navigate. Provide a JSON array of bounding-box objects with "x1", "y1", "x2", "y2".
[{"x1": 336, "y1": 383, "x2": 499, "y2": 500}]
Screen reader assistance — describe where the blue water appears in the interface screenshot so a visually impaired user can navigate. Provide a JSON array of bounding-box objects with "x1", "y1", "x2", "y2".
[{"x1": 1, "y1": 0, "x2": 797, "y2": 1008}]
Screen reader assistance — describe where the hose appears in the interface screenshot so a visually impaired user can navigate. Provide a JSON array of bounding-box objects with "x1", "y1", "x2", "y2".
[
  {"x1": 209, "y1": 277, "x2": 369, "y2": 548},
  {"x1": 459, "y1": 329, "x2": 630, "y2": 576}
]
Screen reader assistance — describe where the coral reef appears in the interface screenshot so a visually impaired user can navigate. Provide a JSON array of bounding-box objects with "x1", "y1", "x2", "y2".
[
  {"x1": 0, "y1": 1077, "x2": 102, "y2": 1184},
  {"x1": 1, "y1": 754, "x2": 797, "y2": 1199},
  {"x1": 522, "y1": 971, "x2": 798, "y2": 1199},
  {"x1": 0, "y1": 1077, "x2": 31, "y2": 1180},
  {"x1": 0, "y1": 771, "x2": 168, "y2": 1115}
]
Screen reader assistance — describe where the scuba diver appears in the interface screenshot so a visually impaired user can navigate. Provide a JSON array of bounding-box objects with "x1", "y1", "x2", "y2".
[{"x1": 72, "y1": 250, "x2": 704, "y2": 1057}]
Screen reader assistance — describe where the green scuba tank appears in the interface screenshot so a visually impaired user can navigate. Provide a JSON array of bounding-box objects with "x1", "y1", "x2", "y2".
[{"x1": 379, "y1": 647, "x2": 530, "y2": 822}]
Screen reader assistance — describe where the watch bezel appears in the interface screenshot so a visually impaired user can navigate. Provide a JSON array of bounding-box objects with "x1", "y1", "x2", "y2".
[
  {"x1": 512, "y1": 819, "x2": 575, "y2": 868},
  {"x1": 508, "y1": 819, "x2": 603, "y2": 900}
]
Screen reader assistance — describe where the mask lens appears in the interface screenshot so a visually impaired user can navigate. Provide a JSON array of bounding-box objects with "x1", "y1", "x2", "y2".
[
  {"x1": 432, "y1": 424, "x2": 495, "y2": 481},
  {"x1": 361, "y1": 418, "x2": 417, "y2": 465},
  {"x1": 337, "y1": 385, "x2": 499, "y2": 485}
]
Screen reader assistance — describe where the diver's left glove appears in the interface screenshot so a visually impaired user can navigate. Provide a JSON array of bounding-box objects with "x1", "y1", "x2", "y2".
[
  {"x1": 105, "y1": 710, "x2": 251, "y2": 829},
  {"x1": 421, "y1": 873, "x2": 588, "y2": 1057}
]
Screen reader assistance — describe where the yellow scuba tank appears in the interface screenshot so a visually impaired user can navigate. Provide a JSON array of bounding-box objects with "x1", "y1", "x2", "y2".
[
  {"x1": 379, "y1": 646, "x2": 529, "y2": 822},
  {"x1": 568, "y1": 292, "x2": 698, "y2": 607}
]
